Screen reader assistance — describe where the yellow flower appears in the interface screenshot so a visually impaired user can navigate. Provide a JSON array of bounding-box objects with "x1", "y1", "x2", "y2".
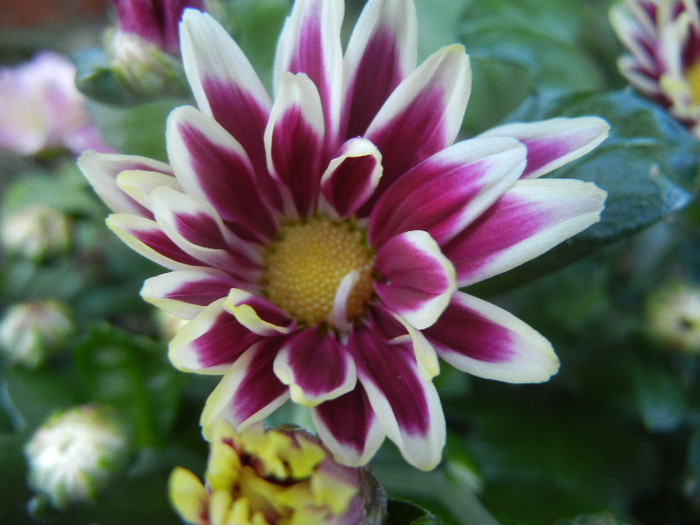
[{"x1": 169, "y1": 421, "x2": 383, "y2": 525}]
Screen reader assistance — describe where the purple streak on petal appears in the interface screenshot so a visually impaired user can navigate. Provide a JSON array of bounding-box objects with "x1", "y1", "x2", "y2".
[
  {"x1": 374, "y1": 232, "x2": 452, "y2": 314},
  {"x1": 321, "y1": 153, "x2": 379, "y2": 218},
  {"x1": 131, "y1": 226, "x2": 203, "y2": 266},
  {"x1": 178, "y1": 120, "x2": 278, "y2": 241},
  {"x1": 313, "y1": 384, "x2": 377, "y2": 455},
  {"x1": 442, "y1": 194, "x2": 550, "y2": 282},
  {"x1": 442, "y1": 195, "x2": 545, "y2": 284},
  {"x1": 350, "y1": 326, "x2": 430, "y2": 436},
  {"x1": 201, "y1": 79, "x2": 275, "y2": 190},
  {"x1": 344, "y1": 29, "x2": 404, "y2": 138},
  {"x1": 520, "y1": 137, "x2": 573, "y2": 178},
  {"x1": 360, "y1": 87, "x2": 445, "y2": 215},
  {"x1": 231, "y1": 338, "x2": 289, "y2": 424},
  {"x1": 269, "y1": 105, "x2": 324, "y2": 217},
  {"x1": 280, "y1": 328, "x2": 353, "y2": 398},
  {"x1": 424, "y1": 298, "x2": 514, "y2": 363},
  {"x1": 193, "y1": 311, "x2": 260, "y2": 368},
  {"x1": 162, "y1": 275, "x2": 234, "y2": 307},
  {"x1": 170, "y1": 211, "x2": 232, "y2": 251},
  {"x1": 369, "y1": 156, "x2": 497, "y2": 247}
]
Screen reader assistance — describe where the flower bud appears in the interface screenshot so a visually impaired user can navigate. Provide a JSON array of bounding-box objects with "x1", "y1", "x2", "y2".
[
  {"x1": 24, "y1": 404, "x2": 130, "y2": 509},
  {"x1": 0, "y1": 300, "x2": 74, "y2": 368},
  {"x1": 646, "y1": 280, "x2": 700, "y2": 353},
  {"x1": 1, "y1": 204, "x2": 71, "y2": 262},
  {"x1": 169, "y1": 421, "x2": 387, "y2": 525}
]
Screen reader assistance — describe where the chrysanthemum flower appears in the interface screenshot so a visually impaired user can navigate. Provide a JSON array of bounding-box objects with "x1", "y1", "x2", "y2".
[
  {"x1": 610, "y1": 0, "x2": 700, "y2": 136},
  {"x1": 79, "y1": 0, "x2": 608, "y2": 470},
  {"x1": 169, "y1": 421, "x2": 384, "y2": 525}
]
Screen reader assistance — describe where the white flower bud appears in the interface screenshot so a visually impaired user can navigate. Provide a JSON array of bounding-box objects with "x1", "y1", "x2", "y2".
[
  {"x1": 646, "y1": 280, "x2": 700, "y2": 353},
  {"x1": 1, "y1": 204, "x2": 71, "y2": 262},
  {"x1": 24, "y1": 404, "x2": 130, "y2": 509},
  {"x1": 0, "y1": 300, "x2": 73, "y2": 368}
]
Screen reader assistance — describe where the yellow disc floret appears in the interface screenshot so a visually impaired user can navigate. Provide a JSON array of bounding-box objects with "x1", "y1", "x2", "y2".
[{"x1": 263, "y1": 217, "x2": 374, "y2": 326}]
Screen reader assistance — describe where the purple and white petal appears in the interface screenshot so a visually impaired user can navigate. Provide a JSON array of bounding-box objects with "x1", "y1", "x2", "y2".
[
  {"x1": 180, "y1": 10, "x2": 272, "y2": 177},
  {"x1": 78, "y1": 150, "x2": 174, "y2": 217},
  {"x1": 200, "y1": 339, "x2": 290, "y2": 433},
  {"x1": 167, "y1": 105, "x2": 278, "y2": 242},
  {"x1": 444, "y1": 178, "x2": 607, "y2": 286},
  {"x1": 149, "y1": 186, "x2": 263, "y2": 278},
  {"x1": 350, "y1": 326, "x2": 446, "y2": 470},
  {"x1": 310, "y1": 385, "x2": 385, "y2": 467},
  {"x1": 224, "y1": 289, "x2": 296, "y2": 337},
  {"x1": 273, "y1": 0, "x2": 343, "y2": 145},
  {"x1": 369, "y1": 137, "x2": 526, "y2": 247},
  {"x1": 479, "y1": 117, "x2": 610, "y2": 179},
  {"x1": 273, "y1": 328, "x2": 357, "y2": 406},
  {"x1": 264, "y1": 73, "x2": 326, "y2": 217},
  {"x1": 106, "y1": 213, "x2": 203, "y2": 270},
  {"x1": 362, "y1": 45, "x2": 471, "y2": 207},
  {"x1": 319, "y1": 137, "x2": 383, "y2": 218},
  {"x1": 169, "y1": 299, "x2": 260, "y2": 373},
  {"x1": 425, "y1": 292, "x2": 559, "y2": 383},
  {"x1": 115, "y1": 169, "x2": 182, "y2": 210},
  {"x1": 140, "y1": 268, "x2": 237, "y2": 319},
  {"x1": 342, "y1": 0, "x2": 417, "y2": 137},
  {"x1": 374, "y1": 231, "x2": 456, "y2": 330}
]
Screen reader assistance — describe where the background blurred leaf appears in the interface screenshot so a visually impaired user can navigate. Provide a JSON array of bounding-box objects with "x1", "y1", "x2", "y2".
[{"x1": 472, "y1": 89, "x2": 700, "y2": 296}]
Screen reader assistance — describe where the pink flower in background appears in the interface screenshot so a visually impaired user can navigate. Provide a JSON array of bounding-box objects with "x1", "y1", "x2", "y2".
[
  {"x1": 0, "y1": 51, "x2": 111, "y2": 156},
  {"x1": 610, "y1": 0, "x2": 700, "y2": 136},
  {"x1": 79, "y1": 0, "x2": 608, "y2": 470}
]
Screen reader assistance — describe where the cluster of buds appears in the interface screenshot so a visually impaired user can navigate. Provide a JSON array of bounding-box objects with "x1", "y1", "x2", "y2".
[{"x1": 169, "y1": 421, "x2": 387, "y2": 525}]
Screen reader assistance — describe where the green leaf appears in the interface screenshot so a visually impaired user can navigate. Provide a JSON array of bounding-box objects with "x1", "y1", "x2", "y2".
[
  {"x1": 632, "y1": 361, "x2": 688, "y2": 432},
  {"x1": 86, "y1": 97, "x2": 187, "y2": 162},
  {"x1": 472, "y1": 89, "x2": 700, "y2": 296},
  {"x1": 387, "y1": 500, "x2": 443, "y2": 525},
  {"x1": 74, "y1": 323, "x2": 183, "y2": 447},
  {"x1": 457, "y1": 0, "x2": 607, "y2": 94}
]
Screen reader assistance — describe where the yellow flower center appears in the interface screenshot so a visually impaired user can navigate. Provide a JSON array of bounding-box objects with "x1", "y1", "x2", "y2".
[
  {"x1": 263, "y1": 217, "x2": 374, "y2": 326},
  {"x1": 687, "y1": 60, "x2": 700, "y2": 104}
]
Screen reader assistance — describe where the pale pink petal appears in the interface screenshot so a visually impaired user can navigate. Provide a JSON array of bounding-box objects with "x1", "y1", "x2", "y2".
[
  {"x1": 169, "y1": 299, "x2": 260, "y2": 373},
  {"x1": 369, "y1": 137, "x2": 526, "y2": 247},
  {"x1": 201, "y1": 339, "x2": 290, "y2": 432},
  {"x1": 166, "y1": 105, "x2": 279, "y2": 242},
  {"x1": 78, "y1": 150, "x2": 174, "y2": 217},
  {"x1": 273, "y1": 0, "x2": 343, "y2": 146},
  {"x1": 319, "y1": 137, "x2": 383, "y2": 218},
  {"x1": 444, "y1": 178, "x2": 607, "y2": 286},
  {"x1": 374, "y1": 231, "x2": 455, "y2": 330},
  {"x1": 479, "y1": 117, "x2": 610, "y2": 179},
  {"x1": 310, "y1": 384, "x2": 385, "y2": 467},
  {"x1": 342, "y1": 0, "x2": 417, "y2": 137},
  {"x1": 264, "y1": 73, "x2": 326, "y2": 217},
  {"x1": 140, "y1": 268, "x2": 238, "y2": 319},
  {"x1": 180, "y1": 10, "x2": 272, "y2": 178},
  {"x1": 273, "y1": 328, "x2": 357, "y2": 406},
  {"x1": 425, "y1": 293, "x2": 560, "y2": 383},
  {"x1": 362, "y1": 45, "x2": 471, "y2": 209},
  {"x1": 350, "y1": 324, "x2": 446, "y2": 470}
]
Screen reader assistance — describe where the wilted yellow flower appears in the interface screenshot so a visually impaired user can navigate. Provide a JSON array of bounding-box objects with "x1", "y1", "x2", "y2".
[{"x1": 169, "y1": 421, "x2": 386, "y2": 525}]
